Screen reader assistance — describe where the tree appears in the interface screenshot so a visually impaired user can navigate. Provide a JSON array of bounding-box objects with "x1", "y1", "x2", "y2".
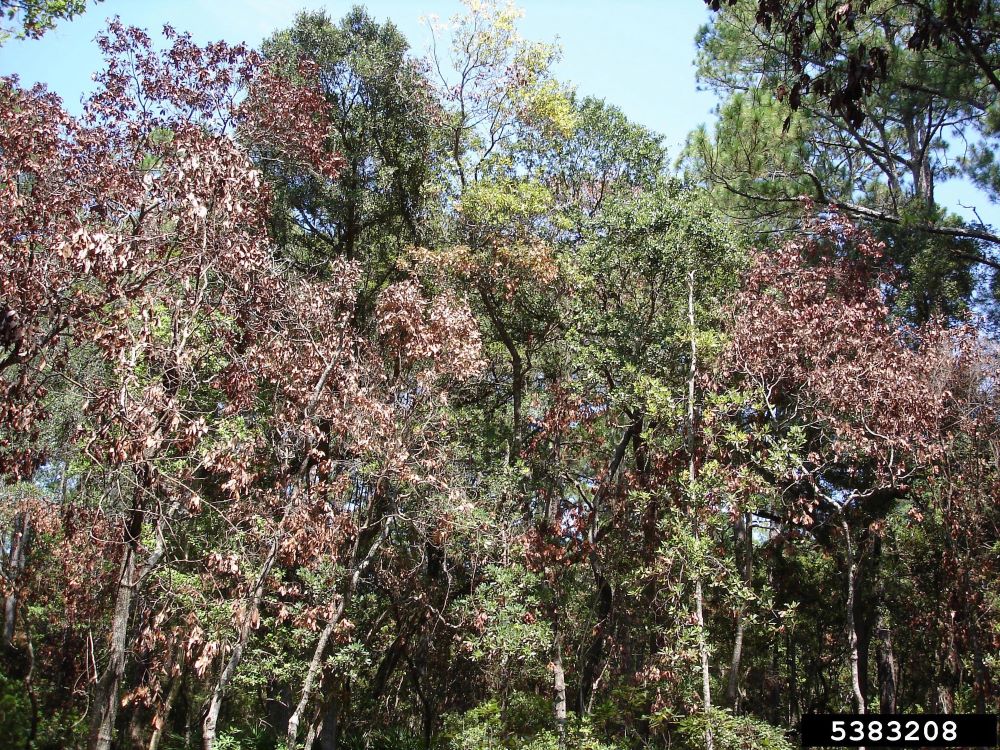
[
  {"x1": 0, "y1": 0, "x2": 97, "y2": 42},
  {"x1": 704, "y1": 0, "x2": 1000, "y2": 154},
  {"x1": 1, "y1": 20, "x2": 347, "y2": 748},
  {"x1": 260, "y1": 7, "x2": 440, "y2": 297},
  {"x1": 712, "y1": 211, "x2": 990, "y2": 716},
  {"x1": 688, "y1": 0, "x2": 1000, "y2": 318},
  {"x1": 1, "y1": 19, "x2": 483, "y2": 750}
]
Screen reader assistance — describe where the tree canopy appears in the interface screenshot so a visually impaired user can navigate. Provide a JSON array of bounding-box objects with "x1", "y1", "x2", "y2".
[
  {"x1": 1, "y1": 2, "x2": 998, "y2": 749},
  {"x1": 686, "y1": 0, "x2": 1000, "y2": 321}
]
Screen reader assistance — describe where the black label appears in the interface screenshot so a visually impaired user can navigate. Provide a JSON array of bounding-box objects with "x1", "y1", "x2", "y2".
[{"x1": 800, "y1": 714, "x2": 998, "y2": 747}]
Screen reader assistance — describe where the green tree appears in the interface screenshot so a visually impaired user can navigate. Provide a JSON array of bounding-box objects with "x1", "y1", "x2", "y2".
[
  {"x1": 261, "y1": 7, "x2": 439, "y2": 294},
  {"x1": 686, "y1": 0, "x2": 1000, "y2": 319},
  {"x1": 1, "y1": 0, "x2": 97, "y2": 42}
]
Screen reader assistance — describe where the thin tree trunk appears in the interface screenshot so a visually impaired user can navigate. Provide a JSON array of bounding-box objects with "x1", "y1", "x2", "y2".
[
  {"x1": 856, "y1": 615, "x2": 873, "y2": 714},
  {"x1": 202, "y1": 455, "x2": 321, "y2": 750},
  {"x1": 302, "y1": 701, "x2": 325, "y2": 750},
  {"x1": 694, "y1": 575, "x2": 713, "y2": 735},
  {"x1": 421, "y1": 690, "x2": 434, "y2": 750},
  {"x1": 126, "y1": 701, "x2": 147, "y2": 750},
  {"x1": 286, "y1": 517, "x2": 392, "y2": 750},
  {"x1": 23, "y1": 626, "x2": 37, "y2": 750},
  {"x1": 969, "y1": 611, "x2": 990, "y2": 714},
  {"x1": 287, "y1": 619, "x2": 337, "y2": 749},
  {"x1": 578, "y1": 568, "x2": 612, "y2": 715},
  {"x1": 963, "y1": 571, "x2": 991, "y2": 714},
  {"x1": 553, "y1": 633, "x2": 567, "y2": 747},
  {"x1": 89, "y1": 470, "x2": 170, "y2": 750},
  {"x1": 512, "y1": 356, "x2": 524, "y2": 463},
  {"x1": 727, "y1": 619, "x2": 745, "y2": 709},
  {"x1": 875, "y1": 612, "x2": 897, "y2": 714},
  {"x1": 403, "y1": 648, "x2": 434, "y2": 750},
  {"x1": 303, "y1": 722, "x2": 319, "y2": 750},
  {"x1": 905, "y1": 114, "x2": 935, "y2": 209},
  {"x1": 317, "y1": 689, "x2": 340, "y2": 750},
  {"x1": 477, "y1": 286, "x2": 523, "y2": 468},
  {"x1": 148, "y1": 666, "x2": 183, "y2": 750},
  {"x1": 89, "y1": 534, "x2": 138, "y2": 750},
  {"x1": 3, "y1": 509, "x2": 30, "y2": 648},
  {"x1": 935, "y1": 612, "x2": 959, "y2": 714},
  {"x1": 202, "y1": 536, "x2": 279, "y2": 750},
  {"x1": 577, "y1": 424, "x2": 637, "y2": 716},
  {"x1": 688, "y1": 270, "x2": 714, "y2": 750},
  {"x1": 841, "y1": 518, "x2": 866, "y2": 718},
  {"x1": 727, "y1": 511, "x2": 751, "y2": 709},
  {"x1": 769, "y1": 639, "x2": 781, "y2": 725},
  {"x1": 787, "y1": 630, "x2": 800, "y2": 726},
  {"x1": 854, "y1": 537, "x2": 876, "y2": 713}
]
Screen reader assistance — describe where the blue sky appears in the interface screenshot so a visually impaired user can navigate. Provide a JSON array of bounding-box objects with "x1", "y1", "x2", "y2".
[
  {"x1": 0, "y1": 0, "x2": 718, "y2": 154},
  {"x1": 1, "y1": 0, "x2": 996, "y2": 227}
]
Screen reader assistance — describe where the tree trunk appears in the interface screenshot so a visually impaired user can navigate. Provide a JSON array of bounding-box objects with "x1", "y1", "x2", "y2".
[
  {"x1": 317, "y1": 691, "x2": 340, "y2": 750},
  {"x1": 694, "y1": 575, "x2": 713, "y2": 737},
  {"x1": 3, "y1": 509, "x2": 30, "y2": 648},
  {"x1": 553, "y1": 633, "x2": 567, "y2": 747},
  {"x1": 963, "y1": 571, "x2": 991, "y2": 714},
  {"x1": 935, "y1": 612, "x2": 959, "y2": 714},
  {"x1": 23, "y1": 627, "x2": 38, "y2": 750},
  {"x1": 287, "y1": 517, "x2": 392, "y2": 750},
  {"x1": 511, "y1": 355, "x2": 524, "y2": 464},
  {"x1": 202, "y1": 537, "x2": 279, "y2": 750},
  {"x1": 148, "y1": 666, "x2": 183, "y2": 750},
  {"x1": 841, "y1": 518, "x2": 866, "y2": 718},
  {"x1": 905, "y1": 114, "x2": 935, "y2": 209},
  {"x1": 89, "y1": 468, "x2": 170, "y2": 750},
  {"x1": 577, "y1": 423, "x2": 636, "y2": 715},
  {"x1": 287, "y1": 619, "x2": 337, "y2": 749},
  {"x1": 476, "y1": 285, "x2": 523, "y2": 468},
  {"x1": 303, "y1": 721, "x2": 320, "y2": 750},
  {"x1": 688, "y1": 270, "x2": 714, "y2": 750},
  {"x1": 727, "y1": 619, "x2": 745, "y2": 709},
  {"x1": 875, "y1": 612, "x2": 897, "y2": 714},
  {"x1": 302, "y1": 701, "x2": 325, "y2": 750},
  {"x1": 89, "y1": 535, "x2": 138, "y2": 750},
  {"x1": 856, "y1": 614, "x2": 872, "y2": 714},
  {"x1": 769, "y1": 640, "x2": 781, "y2": 725},
  {"x1": 420, "y1": 683, "x2": 434, "y2": 750},
  {"x1": 578, "y1": 568, "x2": 612, "y2": 715},
  {"x1": 787, "y1": 630, "x2": 800, "y2": 726},
  {"x1": 401, "y1": 647, "x2": 434, "y2": 750},
  {"x1": 968, "y1": 610, "x2": 990, "y2": 714},
  {"x1": 727, "y1": 511, "x2": 751, "y2": 709}
]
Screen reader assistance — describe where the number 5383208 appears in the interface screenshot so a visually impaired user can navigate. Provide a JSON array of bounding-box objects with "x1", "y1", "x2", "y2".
[{"x1": 800, "y1": 714, "x2": 998, "y2": 747}]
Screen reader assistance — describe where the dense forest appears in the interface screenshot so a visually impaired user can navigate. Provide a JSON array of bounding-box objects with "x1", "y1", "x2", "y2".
[{"x1": 1, "y1": 1, "x2": 999, "y2": 748}]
